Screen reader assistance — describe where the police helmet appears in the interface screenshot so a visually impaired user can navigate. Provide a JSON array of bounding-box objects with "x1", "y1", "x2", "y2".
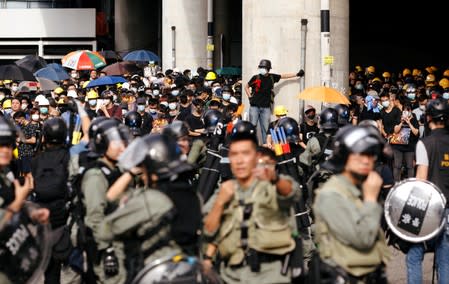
[
  {"x1": 334, "y1": 104, "x2": 350, "y2": 126},
  {"x1": 162, "y1": 120, "x2": 190, "y2": 139},
  {"x1": 92, "y1": 118, "x2": 129, "y2": 155},
  {"x1": 203, "y1": 109, "x2": 223, "y2": 134},
  {"x1": 319, "y1": 108, "x2": 339, "y2": 130},
  {"x1": 132, "y1": 255, "x2": 222, "y2": 284},
  {"x1": 277, "y1": 117, "x2": 300, "y2": 143},
  {"x1": 42, "y1": 117, "x2": 67, "y2": 144},
  {"x1": 124, "y1": 111, "x2": 142, "y2": 136},
  {"x1": 327, "y1": 125, "x2": 385, "y2": 172},
  {"x1": 0, "y1": 116, "x2": 17, "y2": 147},
  {"x1": 426, "y1": 97, "x2": 449, "y2": 122},
  {"x1": 142, "y1": 133, "x2": 194, "y2": 179},
  {"x1": 229, "y1": 120, "x2": 257, "y2": 144},
  {"x1": 258, "y1": 59, "x2": 272, "y2": 70}
]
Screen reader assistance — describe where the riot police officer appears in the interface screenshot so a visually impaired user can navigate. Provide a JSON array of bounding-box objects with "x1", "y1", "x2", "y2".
[
  {"x1": 311, "y1": 125, "x2": 390, "y2": 283},
  {"x1": 203, "y1": 120, "x2": 301, "y2": 283}
]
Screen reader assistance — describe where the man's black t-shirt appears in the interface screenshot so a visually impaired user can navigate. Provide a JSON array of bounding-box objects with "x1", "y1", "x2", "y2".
[
  {"x1": 380, "y1": 107, "x2": 401, "y2": 135},
  {"x1": 185, "y1": 113, "x2": 204, "y2": 132},
  {"x1": 300, "y1": 122, "x2": 319, "y2": 144},
  {"x1": 248, "y1": 73, "x2": 281, "y2": 108}
]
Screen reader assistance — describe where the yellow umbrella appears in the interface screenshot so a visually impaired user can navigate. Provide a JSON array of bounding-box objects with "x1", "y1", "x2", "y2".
[{"x1": 298, "y1": 86, "x2": 350, "y2": 105}]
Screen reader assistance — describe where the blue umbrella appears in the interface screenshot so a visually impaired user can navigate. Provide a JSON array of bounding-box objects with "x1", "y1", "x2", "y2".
[
  {"x1": 123, "y1": 49, "x2": 160, "y2": 63},
  {"x1": 34, "y1": 66, "x2": 70, "y2": 81},
  {"x1": 47, "y1": 63, "x2": 67, "y2": 73},
  {"x1": 85, "y1": 76, "x2": 127, "y2": 88}
]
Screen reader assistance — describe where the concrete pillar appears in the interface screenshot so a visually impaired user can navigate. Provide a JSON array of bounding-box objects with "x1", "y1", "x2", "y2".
[
  {"x1": 242, "y1": 0, "x2": 349, "y2": 121},
  {"x1": 162, "y1": 0, "x2": 208, "y2": 71}
]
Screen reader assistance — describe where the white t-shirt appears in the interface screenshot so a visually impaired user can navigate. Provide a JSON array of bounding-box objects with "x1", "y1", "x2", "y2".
[{"x1": 415, "y1": 140, "x2": 429, "y2": 166}]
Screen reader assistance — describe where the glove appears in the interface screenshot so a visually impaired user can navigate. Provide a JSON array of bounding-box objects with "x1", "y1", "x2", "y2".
[
  {"x1": 103, "y1": 247, "x2": 119, "y2": 277},
  {"x1": 297, "y1": 69, "x2": 305, "y2": 77}
]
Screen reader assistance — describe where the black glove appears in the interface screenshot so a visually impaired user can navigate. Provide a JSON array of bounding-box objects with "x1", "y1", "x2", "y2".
[
  {"x1": 103, "y1": 247, "x2": 119, "y2": 277},
  {"x1": 297, "y1": 69, "x2": 305, "y2": 77}
]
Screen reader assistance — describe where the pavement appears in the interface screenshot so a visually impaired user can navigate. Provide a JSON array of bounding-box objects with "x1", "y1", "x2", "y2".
[{"x1": 387, "y1": 247, "x2": 435, "y2": 283}]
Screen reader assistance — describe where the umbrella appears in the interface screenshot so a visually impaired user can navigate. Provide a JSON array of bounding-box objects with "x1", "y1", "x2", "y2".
[
  {"x1": 101, "y1": 61, "x2": 140, "y2": 76},
  {"x1": 15, "y1": 55, "x2": 48, "y2": 73},
  {"x1": 99, "y1": 50, "x2": 122, "y2": 61},
  {"x1": 215, "y1": 67, "x2": 241, "y2": 76},
  {"x1": 123, "y1": 49, "x2": 160, "y2": 63},
  {"x1": 37, "y1": 77, "x2": 59, "y2": 91},
  {"x1": 197, "y1": 135, "x2": 223, "y2": 203},
  {"x1": 61, "y1": 50, "x2": 106, "y2": 70},
  {"x1": 17, "y1": 80, "x2": 39, "y2": 92},
  {"x1": 0, "y1": 64, "x2": 37, "y2": 81},
  {"x1": 297, "y1": 86, "x2": 350, "y2": 105},
  {"x1": 34, "y1": 66, "x2": 70, "y2": 81},
  {"x1": 85, "y1": 76, "x2": 127, "y2": 88},
  {"x1": 47, "y1": 63, "x2": 67, "y2": 72}
]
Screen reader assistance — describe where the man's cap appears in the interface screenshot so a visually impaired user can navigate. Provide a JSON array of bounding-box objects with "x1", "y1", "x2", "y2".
[{"x1": 304, "y1": 105, "x2": 316, "y2": 113}]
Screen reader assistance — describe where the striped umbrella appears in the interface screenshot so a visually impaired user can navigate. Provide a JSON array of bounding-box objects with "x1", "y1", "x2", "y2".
[{"x1": 61, "y1": 50, "x2": 106, "y2": 70}]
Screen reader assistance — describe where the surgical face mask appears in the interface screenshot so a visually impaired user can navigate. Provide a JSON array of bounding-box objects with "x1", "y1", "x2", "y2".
[
  {"x1": 149, "y1": 108, "x2": 157, "y2": 114},
  {"x1": 39, "y1": 107, "x2": 48, "y2": 114},
  {"x1": 258, "y1": 68, "x2": 268, "y2": 76},
  {"x1": 122, "y1": 109, "x2": 127, "y2": 116},
  {"x1": 212, "y1": 86, "x2": 220, "y2": 94},
  {"x1": 443, "y1": 93, "x2": 449, "y2": 100},
  {"x1": 222, "y1": 92, "x2": 231, "y2": 101},
  {"x1": 88, "y1": 100, "x2": 97, "y2": 107},
  {"x1": 71, "y1": 72, "x2": 78, "y2": 78},
  {"x1": 168, "y1": 102, "x2": 177, "y2": 110},
  {"x1": 31, "y1": 114, "x2": 40, "y2": 121},
  {"x1": 419, "y1": 104, "x2": 426, "y2": 111},
  {"x1": 381, "y1": 101, "x2": 390, "y2": 108},
  {"x1": 112, "y1": 95, "x2": 118, "y2": 102},
  {"x1": 67, "y1": 90, "x2": 77, "y2": 97},
  {"x1": 355, "y1": 83, "x2": 363, "y2": 90},
  {"x1": 407, "y1": 93, "x2": 416, "y2": 100},
  {"x1": 21, "y1": 104, "x2": 28, "y2": 110},
  {"x1": 3, "y1": 109, "x2": 12, "y2": 115},
  {"x1": 11, "y1": 86, "x2": 18, "y2": 92},
  {"x1": 402, "y1": 111, "x2": 410, "y2": 118},
  {"x1": 153, "y1": 90, "x2": 160, "y2": 96},
  {"x1": 137, "y1": 105, "x2": 146, "y2": 112},
  {"x1": 171, "y1": 90, "x2": 180, "y2": 96},
  {"x1": 204, "y1": 81, "x2": 211, "y2": 87}
]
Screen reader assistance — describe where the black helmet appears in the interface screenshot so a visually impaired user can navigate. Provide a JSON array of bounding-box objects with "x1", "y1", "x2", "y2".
[
  {"x1": 277, "y1": 117, "x2": 300, "y2": 143},
  {"x1": 258, "y1": 59, "x2": 272, "y2": 70},
  {"x1": 427, "y1": 97, "x2": 449, "y2": 122},
  {"x1": 42, "y1": 117, "x2": 67, "y2": 144},
  {"x1": 326, "y1": 125, "x2": 385, "y2": 172},
  {"x1": 319, "y1": 108, "x2": 339, "y2": 130},
  {"x1": 0, "y1": 117, "x2": 16, "y2": 147},
  {"x1": 124, "y1": 111, "x2": 142, "y2": 136},
  {"x1": 92, "y1": 118, "x2": 129, "y2": 155},
  {"x1": 162, "y1": 120, "x2": 189, "y2": 139},
  {"x1": 203, "y1": 109, "x2": 223, "y2": 134},
  {"x1": 229, "y1": 120, "x2": 257, "y2": 144},
  {"x1": 142, "y1": 134, "x2": 193, "y2": 179},
  {"x1": 334, "y1": 104, "x2": 350, "y2": 126}
]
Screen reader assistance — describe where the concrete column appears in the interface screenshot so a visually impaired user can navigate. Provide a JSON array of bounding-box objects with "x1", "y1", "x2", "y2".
[
  {"x1": 242, "y1": 0, "x2": 349, "y2": 120},
  {"x1": 162, "y1": 0, "x2": 208, "y2": 71}
]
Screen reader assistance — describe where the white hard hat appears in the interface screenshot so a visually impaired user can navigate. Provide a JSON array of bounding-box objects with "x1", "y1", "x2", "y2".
[
  {"x1": 34, "y1": 94, "x2": 46, "y2": 105},
  {"x1": 38, "y1": 98, "x2": 50, "y2": 106}
]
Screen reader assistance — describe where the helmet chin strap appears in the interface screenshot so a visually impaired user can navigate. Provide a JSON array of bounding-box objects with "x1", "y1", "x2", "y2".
[
  {"x1": 349, "y1": 171, "x2": 368, "y2": 187},
  {"x1": 104, "y1": 153, "x2": 118, "y2": 164}
]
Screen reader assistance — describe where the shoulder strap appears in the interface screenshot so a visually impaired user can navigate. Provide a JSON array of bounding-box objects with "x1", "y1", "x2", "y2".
[{"x1": 312, "y1": 135, "x2": 331, "y2": 168}]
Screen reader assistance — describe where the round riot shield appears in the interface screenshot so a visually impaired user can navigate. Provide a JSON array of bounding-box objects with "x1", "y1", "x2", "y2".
[
  {"x1": 384, "y1": 178, "x2": 447, "y2": 243},
  {"x1": 0, "y1": 208, "x2": 51, "y2": 283},
  {"x1": 132, "y1": 254, "x2": 222, "y2": 284}
]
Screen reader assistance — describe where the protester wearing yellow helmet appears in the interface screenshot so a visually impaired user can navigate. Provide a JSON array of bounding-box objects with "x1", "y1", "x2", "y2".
[
  {"x1": 266, "y1": 105, "x2": 288, "y2": 147},
  {"x1": 439, "y1": 78, "x2": 449, "y2": 90},
  {"x1": 425, "y1": 74, "x2": 436, "y2": 87}
]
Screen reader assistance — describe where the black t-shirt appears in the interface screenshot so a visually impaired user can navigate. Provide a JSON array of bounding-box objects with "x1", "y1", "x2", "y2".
[
  {"x1": 140, "y1": 111, "x2": 153, "y2": 135},
  {"x1": 247, "y1": 73, "x2": 281, "y2": 108},
  {"x1": 177, "y1": 105, "x2": 192, "y2": 121},
  {"x1": 300, "y1": 122, "x2": 319, "y2": 144},
  {"x1": 380, "y1": 107, "x2": 401, "y2": 135},
  {"x1": 185, "y1": 113, "x2": 204, "y2": 132}
]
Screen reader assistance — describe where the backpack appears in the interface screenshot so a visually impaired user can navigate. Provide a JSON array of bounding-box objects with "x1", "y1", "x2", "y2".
[{"x1": 32, "y1": 147, "x2": 70, "y2": 202}]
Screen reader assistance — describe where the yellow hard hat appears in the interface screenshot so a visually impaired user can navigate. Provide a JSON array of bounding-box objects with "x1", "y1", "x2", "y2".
[
  {"x1": 205, "y1": 71, "x2": 217, "y2": 81},
  {"x1": 425, "y1": 66, "x2": 433, "y2": 74},
  {"x1": 382, "y1": 72, "x2": 391, "y2": 78},
  {"x1": 82, "y1": 81, "x2": 90, "y2": 89},
  {"x1": 372, "y1": 77, "x2": 382, "y2": 83},
  {"x1": 439, "y1": 78, "x2": 449, "y2": 89},
  {"x1": 57, "y1": 98, "x2": 66, "y2": 105},
  {"x1": 3, "y1": 80, "x2": 12, "y2": 84},
  {"x1": 87, "y1": 90, "x2": 99, "y2": 100},
  {"x1": 273, "y1": 105, "x2": 288, "y2": 116},
  {"x1": 2, "y1": 99, "x2": 11, "y2": 109},
  {"x1": 54, "y1": 87, "x2": 64, "y2": 94},
  {"x1": 366, "y1": 66, "x2": 375, "y2": 73},
  {"x1": 355, "y1": 65, "x2": 363, "y2": 72},
  {"x1": 443, "y1": 69, "x2": 449, "y2": 77},
  {"x1": 426, "y1": 74, "x2": 436, "y2": 83},
  {"x1": 412, "y1": 69, "x2": 421, "y2": 77},
  {"x1": 430, "y1": 66, "x2": 438, "y2": 73},
  {"x1": 402, "y1": 68, "x2": 411, "y2": 77}
]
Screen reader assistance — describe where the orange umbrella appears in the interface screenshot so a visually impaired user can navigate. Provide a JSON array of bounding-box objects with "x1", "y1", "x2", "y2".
[{"x1": 297, "y1": 86, "x2": 350, "y2": 105}]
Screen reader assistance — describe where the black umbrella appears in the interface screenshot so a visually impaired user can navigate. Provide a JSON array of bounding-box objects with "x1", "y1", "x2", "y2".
[
  {"x1": 99, "y1": 50, "x2": 122, "y2": 62},
  {"x1": 0, "y1": 64, "x2": 37, "y2": 81},
  {"x1": 15, "y1": 55, "x2": 48, "y2": 73}
]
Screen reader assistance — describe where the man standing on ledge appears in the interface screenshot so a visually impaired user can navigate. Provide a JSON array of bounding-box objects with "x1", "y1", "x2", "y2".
[{"x1": 245, "y1": 59, "x2": 304, "y2": 144}]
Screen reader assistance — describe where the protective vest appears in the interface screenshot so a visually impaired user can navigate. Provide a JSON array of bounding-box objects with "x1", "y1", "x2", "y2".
[
  {"x1": 215, "y1": 180, "x2": 295, "y2": 266},
  {"x1": 420, "y1": 128, "x2": 449, "y2": 201},
  {"x1": 313, "y1": 132, "x2": 334, "y2": 166},
  {"x1": 314, "y1": 176, "x2": 390, "y2": 277},
  {"x1": 0, "y1": 170, "x2": 14, "y2": 207}
]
